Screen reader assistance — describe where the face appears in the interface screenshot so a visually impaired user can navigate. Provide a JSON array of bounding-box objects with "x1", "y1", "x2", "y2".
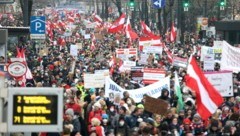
[{"x1": 66, "y1": 114, "x2": 73, "y2": 121}]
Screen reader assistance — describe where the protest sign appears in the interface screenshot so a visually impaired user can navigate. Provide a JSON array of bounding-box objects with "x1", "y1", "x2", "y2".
[
  {"x1": 70, "y1": 45, "x2": 78, "y2": 56},
  {"x1": 139, "y1": 36, "x2": 162, "y2": 51},
  {"x1": 204, "y1": 71, "x2": 233, "y2": 97},
  {"x1": 143, "y1": 68, "x2": 166, "y2": 84},
  {"x1": 84, "y1": 73, "x2": 105, "y2": 88},
  {"x1": 138, "y1": 53, "x2": 148, "y2": 65},
  {"x1": 144, "y1": 96, "x2": 168, "y2": 116},
  {"x1": 131, "y1": 67, "x2": 144, "y2": 81},
  {"x1": 220, "y1": 41, "x2": 240, "y2": 72},
  {"x1": 200, "y1": 46, "x2": 222, "y2": 62},
  {"x1": 116, "y1": 48, "x2": 137, "y2": 61},
  {"x1": 95, "y1": 69, "x2": 109, "y2": 77},
  {"x1": 203, "y1": 61, "x2": 215, "y2": 71},
  {"x1": 143, "y1": 46, "x2": 163, "y2": 54},
  {"x1": 76, "y1": 43, "x2": 82, "y2": 49},
  {"x1": 86, "y1": 22, "x2": 97, "y2": 28},
  {"x1": 84, "y1": 34, "x2": 91, "y2": 39},
  {"x1": 172, "y1": 56, "x2": 188, "y2": 68},
  {"x1": 105, "y1": 76, "x2": 170, "y2": 103}
]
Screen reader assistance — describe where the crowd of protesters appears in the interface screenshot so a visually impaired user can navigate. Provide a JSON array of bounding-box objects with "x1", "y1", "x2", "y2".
[{"x1": 5, "y1": 7, "x2": 240, "y2": 136}]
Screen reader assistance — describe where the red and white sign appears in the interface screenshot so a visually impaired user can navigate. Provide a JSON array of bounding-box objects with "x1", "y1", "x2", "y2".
[
  {"x1": 139, "y1": 36, "x2": 162, "y2": 51},
  {"x1": 173, "y1": 56, "x2": 188, "y2": 68},
  {"x1": 7, "y1": 61, "x2": 27, "y2": 78},
  {"x1": 116, "y1": 48, "x2": 138, "y2": 61},
  {"x1": 143, "y1": 68, "x2": 166, "y2": 84}
]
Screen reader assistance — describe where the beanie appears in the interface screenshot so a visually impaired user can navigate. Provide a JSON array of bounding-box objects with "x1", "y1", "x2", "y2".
[{"x1": 65, "y1": 108, "x2": 74, "y2": 117}]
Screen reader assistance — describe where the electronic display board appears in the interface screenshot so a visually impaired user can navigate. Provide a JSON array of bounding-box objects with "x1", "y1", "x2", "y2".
[{"x1": 8, "y1": 88, "x2": 63, "y2": 132}]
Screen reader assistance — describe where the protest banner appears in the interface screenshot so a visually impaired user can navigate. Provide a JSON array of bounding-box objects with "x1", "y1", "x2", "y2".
[
  {"x1": 131, "y1": 67, "x2": 144, "y2": 81},
  {"x1": 144, "y1": 96, "x2": 168, "y2": 116},
  {"x1": 116, "y1": 48, "x2": 137, "y2": 61},
  {"x1": 70, "y1": 45, "x2": 78, "y2": 56},
  {"x1": 220, "y1": 41, "x2": 240, "y2": 72},
  {"x1": 204, "y1": 71, "x2": 233, "y2": 97},
  {"x1": 214, "y1": 41, "x2": 223, "y2": 48},
  {"x1": 84, "y1": 73, "x2": 105, "y2": 88},
  {"x1": 172, "y1": 56, "x2": 188, "y2": 68},
  {"x1": 143, "y1": 68, "x2": 166, "y2": 84},
  {"x1": 200, "y1": 46, "x2": 222, "y2": 62},
  {"x1": 105, "y1": 76, "x2": 170, "y2": 103}
]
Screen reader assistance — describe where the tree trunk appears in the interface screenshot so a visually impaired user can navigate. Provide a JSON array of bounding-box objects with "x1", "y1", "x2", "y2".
[{"x1": 104, "y1": 0, "x2": 109, "y2": 20}]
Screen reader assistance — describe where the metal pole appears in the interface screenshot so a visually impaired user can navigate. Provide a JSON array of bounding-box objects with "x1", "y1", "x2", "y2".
[
  {"x1": 204, "y1": 0, "x2": 207, "y2": 17},
  {"x1": 158, "y1": 8, "x2": 162, "y2": 35},
  {"x1": 23, "y1": 0, "x2": 29, "y2": 26}
]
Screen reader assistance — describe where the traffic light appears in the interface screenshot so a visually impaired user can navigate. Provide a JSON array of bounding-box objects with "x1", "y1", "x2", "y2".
[
  {"x1": 183, "y1": 0, "x2": 189, "y2": 7},
  {"x1": 129, "y1": 0, "x2": 135, "y2": 7},
  {"x1": 220, "y1": 0, "x2": 226, "y2": 6}
]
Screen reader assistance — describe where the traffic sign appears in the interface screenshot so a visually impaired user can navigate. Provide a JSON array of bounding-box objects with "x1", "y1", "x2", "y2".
[
  {"x1": 30, "y1": 16, "x2": 46, "y2": 39},
  {"x1": 152, "y1": 0, "x2": 165, "y2": 9}
]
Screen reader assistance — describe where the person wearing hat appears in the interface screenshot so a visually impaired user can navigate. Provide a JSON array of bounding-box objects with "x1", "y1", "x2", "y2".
[
  {"x1": 233, "y1": 96, "x2": 240, "y2": 113},
  {"x1": 191, "y1": 114, "x2": 204, "y2": 135},
  {"x1": 207, "y1": 119, "x2": 221, "y2": 136},
  {"x1": 180, "y1": 118, "x2": 193, "y2": 135},
  {"x1": 64, "y1": 108, "x2": 81, "y2": 136},
  {"x1": 88, "y1": 101, "x2": 105, "y2": 124},
  {"x1": 101, "y1": 114, "x2": 113, "y2": 135}
]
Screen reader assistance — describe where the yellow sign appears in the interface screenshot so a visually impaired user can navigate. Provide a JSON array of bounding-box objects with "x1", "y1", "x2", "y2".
[{"x1": 12, "y1": 95, "x2": 58, "y2": 125}]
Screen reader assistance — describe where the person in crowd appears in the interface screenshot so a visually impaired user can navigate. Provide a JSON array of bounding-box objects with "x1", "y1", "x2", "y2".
[
  {"x1": 88, "y1": 117, "x2": 105, "y2": 136},
  {"x1": 191, "y1": 114, "x2": 204, "y2": 135},
  {"x1": 64, "y1": 108, "x2": 81, "y2": 136}
]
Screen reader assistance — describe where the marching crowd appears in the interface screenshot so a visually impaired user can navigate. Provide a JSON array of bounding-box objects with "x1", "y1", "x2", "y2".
[{"x1": 7, "y1": 8, "x2": 240, "y2": 136}]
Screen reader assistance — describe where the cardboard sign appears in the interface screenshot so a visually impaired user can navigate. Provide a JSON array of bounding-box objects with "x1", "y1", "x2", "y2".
[
  {"x1": 144, "y1": 96, "x2": 168, "y2": 116},
  {"x1": 173, "y1": 57, "x2": 188, "y2": 68},
  {"x1": 204, "y1": 71, "x2": 233, "y2": 97},
  {"x1": 76, "y1": 43, "x2": 82, "y2": 49},
  {"x1": 84, "y1": 73, "x2": 105, "y2": 88},
  {"x1": 95, "y1": 33, "x2": 103, "y2": 40}
]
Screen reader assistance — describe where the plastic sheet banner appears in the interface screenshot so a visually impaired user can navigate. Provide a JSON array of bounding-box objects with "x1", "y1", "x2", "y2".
[
  {"x1": 105, "y1": 76, "x2": 170, "y2": 103},
  {"x1": 220, "y1": 41, "x2": 240, "y2": 72}
]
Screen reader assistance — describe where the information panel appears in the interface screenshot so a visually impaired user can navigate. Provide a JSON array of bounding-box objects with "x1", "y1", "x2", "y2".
[{"x1": 8, "y1": 88, "x2": 63, "y2": 132}]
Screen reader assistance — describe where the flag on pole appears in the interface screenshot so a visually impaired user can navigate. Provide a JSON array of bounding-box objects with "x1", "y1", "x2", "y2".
[
  {"x1": 170, "y1": 23, "x2": 177, "y2": 43},
  {"x1": 108, "y1": 13, "x2": 126, "y2": 33},
  {"x1": 185, "y1": 56, "x2": 224, "y2": 120},
  {"x1": 140, "y1": 21, "x2": 155, "y2": 37},
  {"x1": 174, "y1": 71, "x2": 184, "y2": 112}
]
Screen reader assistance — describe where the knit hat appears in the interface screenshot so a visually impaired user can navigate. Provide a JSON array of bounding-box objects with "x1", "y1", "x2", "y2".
[
  {"x1": 137, "y1": 104, "x2": 144, "y2": 109},
  {"x1": 102, "y1": 114, "x2": 109, "y2": 119},
  {"x1": 89, "y1": 88, "x2": 95, "y2": 94},
  {"x1": 65, "y1": 108, "x2": 74, "y2": 117},
  {"x1": 193, "y1": 113, "x2": 201, "y2": 119},
  {"x1": 183, "y1": 118, "x2": 191, "y2": 125}
]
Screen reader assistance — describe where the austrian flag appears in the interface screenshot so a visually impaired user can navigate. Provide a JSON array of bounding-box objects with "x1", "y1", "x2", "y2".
[{"x1": 185, "y1": 56, "x2": 223, "y2": 120}]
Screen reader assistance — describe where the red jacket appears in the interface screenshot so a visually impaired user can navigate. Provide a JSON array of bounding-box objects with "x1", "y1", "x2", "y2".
[{"x1": 88, "y1": 110, "x2": 104, "y2": 123}]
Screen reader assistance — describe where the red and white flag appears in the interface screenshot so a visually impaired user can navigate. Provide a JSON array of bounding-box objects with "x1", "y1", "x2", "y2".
[
  {"x1": 93, "y1": 14, "x2": 103, "y2": 23},
  {"x1": 140, "y1": 21, "x2": 155, "y2": 37},
  {"x1": 108, "y1": 13, "x2": 126, "y2": 33},
  {"x1": 139, "y1": 36, "x2": 162, "y2": 51},
  {"x1": 185, "y1": 56, "x2": 224, "y2": 120},
  {"x1": 125, "y1": 17, "x2": 138, "y2": 40},
  {"x1": 170, "y1": 23, "x2": 177, "y2": 43},
  {"x1": 162, "y1": 44, "x2": 173, "y2": 63}
]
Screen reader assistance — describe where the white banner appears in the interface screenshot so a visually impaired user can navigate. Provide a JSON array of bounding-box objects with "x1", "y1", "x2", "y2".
[
  {"x1": 70, "y1": 45, "x2": 78, "y2": 56},
  {"x1": 105, "y1": 76, "x2": 170, "y2": 103},
  {"x1": 220, "y1": 41, "x2": 240, "y2": 72},
  {"x1": 204, "y1": 71, "x2": 233, "y2": 97},
  {"x1": 143, "y1": 46, "x2": 163, "y2": 54},
  {"x1": 84, "y1": 73, "x2": 105, "y2": 88}
]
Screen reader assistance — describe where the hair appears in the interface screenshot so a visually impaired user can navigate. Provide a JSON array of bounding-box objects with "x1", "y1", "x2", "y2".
[{"x1": 91, "y1": 117, "x2": 101, "y2": 126}]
